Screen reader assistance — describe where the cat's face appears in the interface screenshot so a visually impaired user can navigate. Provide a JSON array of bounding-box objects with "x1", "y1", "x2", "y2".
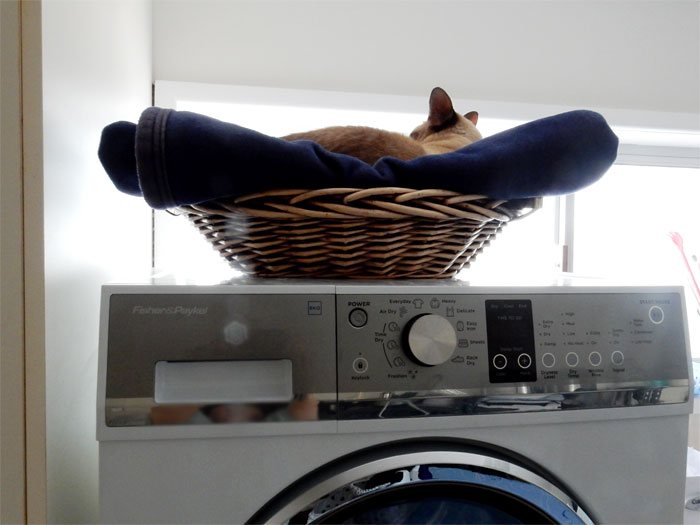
[{"x1": 409, "y1": 88, "x2": 482, "y2": 149}]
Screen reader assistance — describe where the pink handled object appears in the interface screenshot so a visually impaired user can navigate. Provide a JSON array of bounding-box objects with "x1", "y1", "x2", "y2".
[{"x1": 669, "y1": 231, "x2": 700, "y2": 308}]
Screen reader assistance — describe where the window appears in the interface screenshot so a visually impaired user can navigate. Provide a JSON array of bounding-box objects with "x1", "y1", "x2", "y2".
[
  {"x1": 573, "y1": 164, "x2": 700, "y2": 282},
  {"x1": 153, "y1": 82, "x2": 700, "y2": 355}
]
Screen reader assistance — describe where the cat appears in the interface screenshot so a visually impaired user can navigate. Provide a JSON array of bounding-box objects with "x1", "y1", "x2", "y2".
[{"x1": 282, "y1": 87, "x2": 482, "y2": 165}]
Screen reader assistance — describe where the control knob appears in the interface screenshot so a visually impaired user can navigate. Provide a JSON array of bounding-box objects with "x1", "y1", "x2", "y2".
[{"x1": 405, "y1": 314, "x2": 457, "y2": 366}]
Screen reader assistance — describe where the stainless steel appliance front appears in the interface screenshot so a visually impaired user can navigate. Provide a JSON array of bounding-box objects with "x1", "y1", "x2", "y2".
[{"x1": 100, "y1": 282, "x2": 691, "y2": 429}]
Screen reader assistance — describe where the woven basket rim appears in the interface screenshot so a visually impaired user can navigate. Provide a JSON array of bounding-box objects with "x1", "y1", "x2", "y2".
[
  {"x1": 169, "y1": 188, "x2": 542, "y2": 279},
  {"x1": 172, "y1": 187, "x2": 541, "y2": 220}
]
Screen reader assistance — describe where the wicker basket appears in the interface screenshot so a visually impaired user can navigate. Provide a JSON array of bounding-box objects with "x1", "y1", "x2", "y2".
[{"x1": 171, "y1": 187, "x2": 541, "y2": 279}]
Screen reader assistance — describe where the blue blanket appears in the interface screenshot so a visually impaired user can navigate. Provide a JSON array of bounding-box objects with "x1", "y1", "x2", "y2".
[{"x1": 98, "y1": 107, "x2": 618, "y2": 210}]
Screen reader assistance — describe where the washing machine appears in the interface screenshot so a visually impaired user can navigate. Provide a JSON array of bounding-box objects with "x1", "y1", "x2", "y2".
[{"x1": 97, "y1": 280, "x2": 693, "y2": 524}]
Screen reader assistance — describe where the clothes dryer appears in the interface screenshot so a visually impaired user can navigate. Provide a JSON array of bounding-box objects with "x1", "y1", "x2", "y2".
[{"x1": 97, "y1": 281, "x2": 693, "y2": 524}]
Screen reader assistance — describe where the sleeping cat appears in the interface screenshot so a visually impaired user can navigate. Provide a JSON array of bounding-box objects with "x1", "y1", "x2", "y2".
[{"x1": 282, "y1": 87, "x2": 482, "y2": 165}]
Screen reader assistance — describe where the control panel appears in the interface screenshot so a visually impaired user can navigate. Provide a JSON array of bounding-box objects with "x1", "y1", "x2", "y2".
[
  {"x1": 335, "y1": 291, "x2": 689, "y2": 397},
  {"x1": 100, "y1": 284, "x2": 692, "y2": 427}
]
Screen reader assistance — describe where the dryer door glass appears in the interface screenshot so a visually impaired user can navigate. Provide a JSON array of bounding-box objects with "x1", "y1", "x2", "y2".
[{"x1": 308, "y1": 482, "x2": 562, "y2": 524}]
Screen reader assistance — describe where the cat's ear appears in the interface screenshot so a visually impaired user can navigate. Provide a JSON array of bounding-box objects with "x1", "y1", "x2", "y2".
[
  {"x1": 465, "y1": 111, "x2": 479, "y2": 126},
  {"x1": 428, "y1": 87, "x2": 456, "y2": 127}
]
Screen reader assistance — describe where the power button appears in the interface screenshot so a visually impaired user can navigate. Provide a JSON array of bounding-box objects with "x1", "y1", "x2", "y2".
[{"x1": 349, "y1": 308, "x2": 368, "y2": 328}]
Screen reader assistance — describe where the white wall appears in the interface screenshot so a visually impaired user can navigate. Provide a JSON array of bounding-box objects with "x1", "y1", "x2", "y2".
[
  {"x1": 153, "y1": 0, "x2": 699, "y2": 116},
  {"x1": 42, "y1": 1, "x2": 152, "y2": 522}
]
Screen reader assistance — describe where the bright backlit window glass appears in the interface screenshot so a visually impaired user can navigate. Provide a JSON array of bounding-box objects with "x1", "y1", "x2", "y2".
[
  {"x1": 574, "y1": 165, "x2": 700, "y2": 284},
  {"x1": 154, "y1": 82, "x2": 700, "y2": 356},
  {"x1": 152, "y1": 83, "x2": 700, "y2": 357}
]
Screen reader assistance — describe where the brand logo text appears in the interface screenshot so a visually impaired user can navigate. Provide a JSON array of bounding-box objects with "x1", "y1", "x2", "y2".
[{"x1": 131, "y1": 305, "x2": 208, "y2": 316}]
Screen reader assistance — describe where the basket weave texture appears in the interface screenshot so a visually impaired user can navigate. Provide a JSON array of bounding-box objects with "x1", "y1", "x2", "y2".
[{"x1": 172, "y1": 187, "x2": 540, "y2": 279}]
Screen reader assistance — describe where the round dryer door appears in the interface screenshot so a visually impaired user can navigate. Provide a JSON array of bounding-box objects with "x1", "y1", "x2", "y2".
[{"x1": 250, "y1": 441, "x2": 594, "y2": 524}]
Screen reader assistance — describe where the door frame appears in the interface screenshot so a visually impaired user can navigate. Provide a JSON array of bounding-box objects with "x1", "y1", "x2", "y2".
[{"x1": 0, "y1": 1, "x2": 46, "y2": 523}]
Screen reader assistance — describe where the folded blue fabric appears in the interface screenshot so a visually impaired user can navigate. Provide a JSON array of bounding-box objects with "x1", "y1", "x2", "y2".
[{"x1": 98, "y1": 106, "x2": 618, "y2": 210}]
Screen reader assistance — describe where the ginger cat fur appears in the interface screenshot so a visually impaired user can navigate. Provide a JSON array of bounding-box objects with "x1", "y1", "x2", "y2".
[{"x1": 282, "y1": 87, "x2": 481, "y2": 165}]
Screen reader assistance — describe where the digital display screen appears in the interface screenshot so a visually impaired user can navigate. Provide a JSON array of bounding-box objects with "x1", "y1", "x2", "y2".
[{"x1": 485, "y1": 300, "x2": 537, "y2": 383}]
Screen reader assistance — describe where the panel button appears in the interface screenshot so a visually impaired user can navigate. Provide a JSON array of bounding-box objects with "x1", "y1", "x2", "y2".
[
  {"x1": 493, "y1": 354, "x2": 507, "y2": 370},
  {"x1": 542, "y1": 353, "x2": 556, "y2": 368},
  {"x1": 349, "y1": 308, "x2": 368, "y2": 328},
  {"x1": 649, "y1": 305, "x2": 664, "y2": 324},
  {"x1": 517, "y1": 353, "x2": 532, "y2": 369},
  {"x1": 588, "y1": 351, "x2": 602, "y2": 367},
  {"x1": 565, "y1": 352, "x2": 579, "y2": 368},
  {"x1": 611, "y1": 350, "x2": 625, "y2": 366},
  {"x1": 352, "y1": 357, "x2": 369, "y2": 374}
]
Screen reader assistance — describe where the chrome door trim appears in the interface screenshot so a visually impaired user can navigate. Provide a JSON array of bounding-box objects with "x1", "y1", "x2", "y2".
[{"x1": 260, "y1": 450, "x2": 594, "y2": 524}]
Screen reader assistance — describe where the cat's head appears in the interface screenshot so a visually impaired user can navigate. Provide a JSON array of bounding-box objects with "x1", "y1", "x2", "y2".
[{"x1": 409, "y1": 87, "x2": 482, "y2": 150}]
